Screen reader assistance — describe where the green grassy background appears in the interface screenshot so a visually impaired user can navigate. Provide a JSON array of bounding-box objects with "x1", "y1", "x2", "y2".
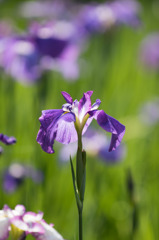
[{"x1": 0, "y1": 1, "x2": 159, "y2": 239}]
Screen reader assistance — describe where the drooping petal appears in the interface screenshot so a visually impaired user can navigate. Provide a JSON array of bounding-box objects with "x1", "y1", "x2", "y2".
[
  {"x1": 26, "y1": 222, "x2": 44, "y2": 234},
  {"x1": 96, "y1": 110, "x2": 125, "y2": 151},
  {"x1": 0, "y1": 134, "x2": 16, "y2": 145},
  {"x1": 34, "y1": 221, "x2": 64, "y2": 240},
  {"x1": 78, "y1": 91, "x2": 93, "y2": 122},
  {"x1": 11, "y1": 216, "x2": 28, "y2": 232},
  {"x1": 0, "y1": 212, "x2": 10, "y2": 240},
  {"x1": 36, "y1": 126, "x2": 56, "y2": 154},
  {"x1": 61, "y1": 91, "x2": 73, "y2": 104},
  {"x1": 36, "y1": 110, "x2": 63, "y2": 153},
  {"x1": 39, "y1": 109, "x2": 63, "y2": 129},
  {"x1": 23, "y1": 212, "x2": 43, "y2": 223},
  {"x1": 55, "y1": 112, "x2": 77, "y2": 144}
]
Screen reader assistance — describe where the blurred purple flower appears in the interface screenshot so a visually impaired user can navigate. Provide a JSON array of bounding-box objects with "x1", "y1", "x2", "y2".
[
  {"x1": 98, "y1": 143, "x2": 126, "y2": 163},
  {"x1": 30, "y1": 21, "x2": 80, "y2": 80},
  {"x1": 0, "y1": 37, "x2": 41, "y2": 84},
  {"x1": 2, "y1": 163, "x2": 43, "y2": 193},
  {"x1": 139, "y1": 98, "x2": 159, "y2": 126},
  {"x1": 59, "y1": 128, "x2": 126, "y2": 164},
  {"x1": 0, "y1": 134, "x2": 16, "y2": 155},
  {"x1": 19, "y1": 0, "x2": 67, "y2": 19},
  {"x1": 109, "y1": 0, "x2": 141, "y2": 27},
  {"x1": 0, "y1": 133, "x2": 16, "y2": 145},
  {"x1": 0, "y1": 21, "x2": 13, "y2": 37},
  {"x1": 76, "y1": 4, "x2": 116, "y2": 34},
  {"x1": 0, "y1": 20, "x2": 81, "y2": 83},
  {"x1": 76, "y1": 0, "x2": 140, "y2": 34},
  {"x1": 37, "y1": 91, "x2": 125, "y2": 154},
  {"x1": 139, "y1": 33, "x2": 159, "y2": 70}
]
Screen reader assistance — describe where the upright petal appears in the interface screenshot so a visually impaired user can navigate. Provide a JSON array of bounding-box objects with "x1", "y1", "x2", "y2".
[
  {"x1": 96, "y1": 110, "x2": 125, "y2": 151},
  {"x1": 82, "y1": 114, "x2": 94, "y2": 135},
  {"x1": 91, "y1": 99, "x2": 101, "y2": 110},
  {"x1": 78, "y1": 91, "x2": 93, "y2": 122},
  {"x1": 61, "y1": 91, "x2": 73, "y2": 104},
  {"x1": 36, "y1": 110, "x2": 63, "y2": 153}
]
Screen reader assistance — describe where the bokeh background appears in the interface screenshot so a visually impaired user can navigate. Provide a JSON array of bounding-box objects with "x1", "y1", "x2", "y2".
[{"x1": 0, "y1": 0, "x2": 159, "y2": 239}]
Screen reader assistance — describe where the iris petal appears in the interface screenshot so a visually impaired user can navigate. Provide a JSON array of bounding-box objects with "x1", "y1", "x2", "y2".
[
  {"x1": 78, "y1": 91, "x2": 93, "y2": 122},
  {"x1": 37, "y1": 110, "x2": 63, "y2": 153},
  {"x1": 37, "y1": 110, "x2": 76, "y2": 153},
  {"x1": 91, "y1": 99, "x2": 101, "y2": 110},
  {"x1": 0, "y1": 134, "x2": 16, "y2": 145},
  {"x1": 0, "y1": 215, "x2": 10, "y2": 240},
  {"x1": 96, "y1": 110, "x2": 125, "y2": 151},
  {"x1": 55, "y1": 112, "x2": 77, "y2": 144},
  {"x1": 61, "y1": 91, "x2": 73, "y2": 104}
]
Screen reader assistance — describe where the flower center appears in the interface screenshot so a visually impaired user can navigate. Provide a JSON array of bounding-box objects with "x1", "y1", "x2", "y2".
[
  {"x1": 62, "y1": 100, "x2": 80, "y2": 119},
  {"x1": 62, "y1": 100, "x2": 89, "y2": 133}
]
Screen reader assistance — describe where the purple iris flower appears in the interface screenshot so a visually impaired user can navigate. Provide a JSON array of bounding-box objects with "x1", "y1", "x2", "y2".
[
  {"x1": 30, "y1": 21, "x2": 80, "y2": 80},
  {"x1": 19, "y1": 0, "x2": 67, "y2": 19},
  {"x1": 76, "y1": 0, "x2": 140, "y2": 35},
  {"x1": 0, "y1": 37, "x2": 41, "y2": 84},
  {"x1": 76, "y1": 4, "x2": 116, "y2": 34},
  {"x1": 109, "y1": 0, "x2": 141, "y2": 27},
  {"x1": 37, "y1": 91, "x2": 125, "y2": 154},
  {"x1": 0, "y1": 134, "x2": 16, "y2": 145},
  {"x1": 0, "y1": 19, "x2": 81, "y2": 82},
  {"x1": 139, "y1": 33, "x2": 159, "y2": 70},
  {"x1": 99, "y1": 144, "x2": 126, "y2": 163},
  {"x1": 0, "y1": 134, "x2": 16, "y2": 154},
  {"x1": 2, "y1": 163, "x2": 44, "y2": 193}
]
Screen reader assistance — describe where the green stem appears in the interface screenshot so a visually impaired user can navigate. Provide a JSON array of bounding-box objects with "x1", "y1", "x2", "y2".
[
  {"x1": 78, "y1": 207, "x2": 83, "y2": 240},
  {"x1": 76, "y1": 132, "x2": 85, "y2": 240},
  {"x1": 77, "y1": 132, "x2": 82, "y2": 151},
  {"x1": 72, "y1": 122, "x2": 86, "y2": 240}
]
